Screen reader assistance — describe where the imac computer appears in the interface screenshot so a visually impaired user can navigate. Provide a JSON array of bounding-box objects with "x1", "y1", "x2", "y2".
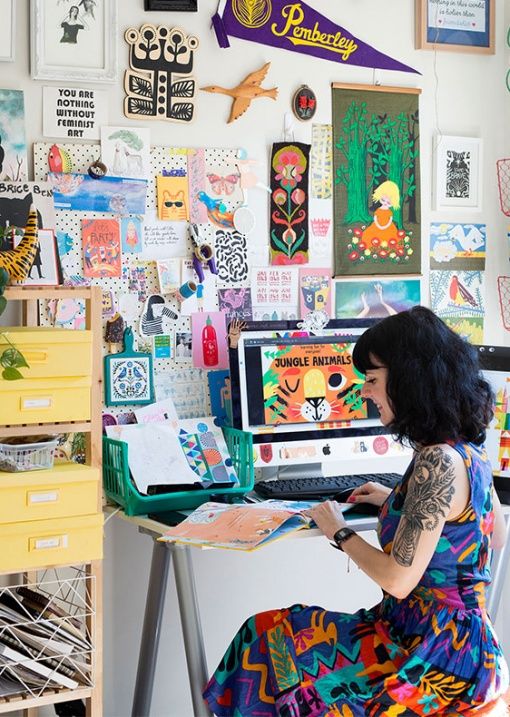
[{"x1": 228, "y1": 319, "x2": 412, "y2": 481}]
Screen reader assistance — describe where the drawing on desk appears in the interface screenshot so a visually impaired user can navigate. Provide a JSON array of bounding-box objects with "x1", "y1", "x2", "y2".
[{"x1": 158, "y1": 500, "x2": 314, "y2": 551}]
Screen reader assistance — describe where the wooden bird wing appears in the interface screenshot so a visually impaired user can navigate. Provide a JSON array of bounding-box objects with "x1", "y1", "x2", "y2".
[
  {"x1": 228, "y1": 97, "x2": 251, "y2": 123},
  {"x1": 241, "y1": 62, "x2": 270, "y2": 87}
]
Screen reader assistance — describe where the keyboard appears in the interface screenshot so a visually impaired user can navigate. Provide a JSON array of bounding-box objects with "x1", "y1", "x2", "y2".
[{"x1": 253, "y1": 473, "x2": 401, "y2": 501}]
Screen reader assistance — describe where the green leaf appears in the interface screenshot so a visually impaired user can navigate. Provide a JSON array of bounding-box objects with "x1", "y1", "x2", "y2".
[
  {"x1": 0, "y1": 348, "x2": 29, "y2": 370},
  {"x1": 2, "y1": 367, "x2": 23, "y2": 380},
  {"x1": 0, "y1": 296, "x2": 6, "y2": 316}
]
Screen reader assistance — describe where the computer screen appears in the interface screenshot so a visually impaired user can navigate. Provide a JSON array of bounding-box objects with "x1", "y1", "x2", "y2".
[
  {"x1": 477, "y1": 344, "x2": 510, "y2": 503},
  {"x1": 229, "y1": 319, "x2": 410, "y2": 472}
]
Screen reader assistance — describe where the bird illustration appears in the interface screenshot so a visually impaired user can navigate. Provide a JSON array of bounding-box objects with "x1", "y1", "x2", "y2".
[
  {"x1": 449, "y1": 274, "x2": 477, "y2": 307},
  {"x1": 197, "y1": 191, "x2": 234, "y2": 228},
  {"x1": 48, "y1": 144, "x2": 73, "y2": 173},
  {"x1": 201, "y1": 62, "x2": 278, "y2": 123}
]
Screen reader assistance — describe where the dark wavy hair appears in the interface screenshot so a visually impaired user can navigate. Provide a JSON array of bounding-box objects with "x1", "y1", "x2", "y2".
[{"x1": 352, "y1": 306, "x2": 493, "y2": 448}]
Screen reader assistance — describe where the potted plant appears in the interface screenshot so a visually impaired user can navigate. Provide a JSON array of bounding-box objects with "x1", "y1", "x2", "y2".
[{"x1": 0, "y1": 268, "x2": 29, "y2": 380}]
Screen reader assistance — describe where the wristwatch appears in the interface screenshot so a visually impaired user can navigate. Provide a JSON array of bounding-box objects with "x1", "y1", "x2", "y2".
[{"x1": 331, "y1": 527, "x2": 356, "y2": 551}]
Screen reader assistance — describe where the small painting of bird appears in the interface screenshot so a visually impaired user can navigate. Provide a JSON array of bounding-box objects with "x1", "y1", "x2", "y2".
[
  {"x1": 449, "y1": 274, "x2": 477, "y2": 307},
  {"x1": 201, "y1": 62, "x2": 278, "y2": 123}
]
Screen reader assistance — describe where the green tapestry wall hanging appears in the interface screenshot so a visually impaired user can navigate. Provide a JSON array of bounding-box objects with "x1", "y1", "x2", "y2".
[{"x1": 332, "y1": 83, "x2": 421, "y2": 277}]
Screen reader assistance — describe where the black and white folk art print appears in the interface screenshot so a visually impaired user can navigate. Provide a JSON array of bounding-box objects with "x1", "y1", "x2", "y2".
[{"x1": 434, "y1": 136, "x2": 482, "y2": 212}]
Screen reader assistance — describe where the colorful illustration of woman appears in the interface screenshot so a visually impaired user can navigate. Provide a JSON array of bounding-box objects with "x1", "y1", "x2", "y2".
[
  {"x1": 60, "y1": 6, "x2": 85, "y2": 43},
  {"x1": 124, "y1": 220, "x2": 139, "y2": 250},
  {"x1": 361, "y1": 180, "x2": 401, "y2": 250}
]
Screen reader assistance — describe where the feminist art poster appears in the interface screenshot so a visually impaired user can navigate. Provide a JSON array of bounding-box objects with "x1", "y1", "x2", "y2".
[{"x1": 332, "y1": 84, "x2": 421, "y2": 277}]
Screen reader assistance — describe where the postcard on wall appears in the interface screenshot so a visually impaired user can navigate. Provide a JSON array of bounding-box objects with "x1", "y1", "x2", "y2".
[
  {"x1": 43, "y1": 86, "x2": 108, "y2": 140},
  {"x1": 335, "y1": 278, "x2": 421, "y2": 319},
  {"x1": 14, "y1": 229, "x2": 60, "y2": 286},
  {"x1": 180, "y1": 259, "x2": 218, "y2": 315},
  {"x1": 251, "y1": 267, "x2": 299, "y2": 307},
  {"x1": 429, "y1": 222, "x2": 486, "y2": 271},
  {"x1": 82, "y1": 218, "x2": 121, "y2": 278},
  {"x1": 191, "y1": 311, "x2": 229, "y2": 371},
  {"x1": 299, "y1": 268, "x2": 332, "y2": 317},
  {"x1": 48, "y1": 173, "x2": 147, "y2": 214},
  {"x1": 153, "y1": 333, "x2": 174, "y2": 360},
  {"x1": 120, "y1": 215, "x2": 143, "y2": 254},
  {"x1": 429, "y1": 269, "x2": 485, "y2": 343},
  {"x1": 252, "y1": 306, "x2": 299, "y2": 321},
  {"x1": 208, "y1": 369, "x2": 231, "y2": 427},
  {"x1": 157, "y1": 258, "x2": 181, "y2": 294},
  {"x1": 156, "y1": 175, "x2": 189, "y2": 222},
  {"x1": 100, "y1": 126, "x2": 151, "y2": 179},
  {"x1": 141, "y1": 210, "x2": 187, "y2": 259},
  {"x1": 218, "y1": 287, "x2": 253, "y2": 321},
  {"x1": 308, "y1": 201, "x2": 333, "y2": 267},
  {"x1": 0, "y1": 181, "x2": 56, "y2": 230},
  {"x1": 204, "y1": 162, "x2": 243, "y2": 205},
  {"x1": 134, "y1": 396, "x2": 179, "y2": 425},
  {"x1": 0, "y1": 89, "x2": 28, "y2": 182},
  {"x1": 175, "y1": 331, "x2": 193, "y2": 363}
]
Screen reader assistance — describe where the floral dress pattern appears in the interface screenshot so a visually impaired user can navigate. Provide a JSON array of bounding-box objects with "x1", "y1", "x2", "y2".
[{"x1": 203, "y1": 442, "x2": 509, "y2": 716}]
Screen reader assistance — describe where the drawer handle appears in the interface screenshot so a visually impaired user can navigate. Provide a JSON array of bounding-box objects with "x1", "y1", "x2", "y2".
[
  {"x1": 29, "y1": 534, "x2": 68, "y2": 551},
  {"x1": 23, "y1": 350, "x2": 49, "y2": 363},
  {"x1": 27, "y1": 491, "x2": 59, "y2": 505},
  {"x1": 21, "y1": 396, "x2": 53, "y2": 410}
]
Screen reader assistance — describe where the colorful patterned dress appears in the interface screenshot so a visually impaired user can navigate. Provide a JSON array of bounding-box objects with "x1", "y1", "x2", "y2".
[{"x1": 203, "y1": 442, "x2": 509, "y2": 716}]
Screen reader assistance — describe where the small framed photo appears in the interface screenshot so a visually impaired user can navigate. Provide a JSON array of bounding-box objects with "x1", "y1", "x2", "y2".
[
  {"x1": 145, "y1": 0, "x2": 198, "y2": 11},
  {"x1": 0, "y1": 0, "x2": 15, "y2": 62},
  {"x1": 15, "y1": 229, "x2": 60, "y2": 286},
  {"x1": 434, "y1": 136, "x2": 483, "y2": 212},
  {"x1": 30, "y1": 0, "x2": 118, "y2": 83},
  {"x1": 415, "y1": 0, "x2": 494, "y2": 54},
  {"x1": 175, "y1": 331, "x2": 192, "y2": 362}
]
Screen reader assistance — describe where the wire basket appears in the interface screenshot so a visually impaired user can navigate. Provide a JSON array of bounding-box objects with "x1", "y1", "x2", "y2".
[{"x1": 0, "y1": 437, "x2": 59, "y2": 473}]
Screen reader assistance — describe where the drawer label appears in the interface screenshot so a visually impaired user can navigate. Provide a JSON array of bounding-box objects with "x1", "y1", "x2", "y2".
[
  {"x1": 28, "y1": 491, "x2": 59, "y2": 504},
  {"x1": 31, "y1": 535, "x2": 68, "y2": 551},
  {"x1": 22, "y1": 397, "x2": 52, "y2": 409}
]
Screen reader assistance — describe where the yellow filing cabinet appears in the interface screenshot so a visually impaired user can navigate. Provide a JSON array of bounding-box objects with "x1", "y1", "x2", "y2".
[
  {"x1": 0, "y1": 463, "x2": 99, "y2": 524},
  {"x1": 0, "y1": 512, "x2": 103, "y2": 573}
]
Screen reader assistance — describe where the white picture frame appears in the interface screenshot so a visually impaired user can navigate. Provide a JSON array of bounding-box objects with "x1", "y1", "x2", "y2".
[
  {"x1": 30, "y1": 0, "x2": 118, "y2": 83},
  {"x1": 0, "y1": 0, "x2": 15, "y2": 62},
  {"x1": 434, "y1": 135, "x2": 483, "y2": 212}
]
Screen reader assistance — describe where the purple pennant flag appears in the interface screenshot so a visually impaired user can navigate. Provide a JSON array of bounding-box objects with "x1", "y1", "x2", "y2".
[{"x1": 214, "y1": 0, "x2": 419, "y2": 75}]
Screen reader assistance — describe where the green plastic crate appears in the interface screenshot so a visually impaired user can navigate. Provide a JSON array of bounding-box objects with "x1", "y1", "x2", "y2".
[{"x1": 102, "y1": 426, "x2": 254, "y2": 516}]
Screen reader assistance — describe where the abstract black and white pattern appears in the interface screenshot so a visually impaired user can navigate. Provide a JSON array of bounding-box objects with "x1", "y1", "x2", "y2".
[
  {"x1": 215, "y1": 230, "x2": 249, "y2": 287},
  {"x1": 446, "y1": 150, "x2": 471, "y2": 199}
]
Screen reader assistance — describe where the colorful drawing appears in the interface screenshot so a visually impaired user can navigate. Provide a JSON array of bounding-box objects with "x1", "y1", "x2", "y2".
[
  {"x1": 124, "y1": 23, "x2": 199, "y2": 124},
  {"x1": 0, "y1": 181, "x2": 56, "y2": 231},
  {"x1": 261, "y1": 340, "x2": 366, "y2": 425},
  {"x1": 310, "y1": 124, "x2": 332, "y2": 200},
  {"x1": 270, "y1": 142, "x2": 310, "y2": 265},
  {"x1": 197, "y1": 192, "x2": 234, "y2": 229},
  {"x1": 335, "y1": 279, "x2": 421, "y2": 319},
  {"x1": 208, "y1": 370, "x2": 231, "y2": 427},
  {"x1": 0, "y1": 89, "x2": 28, "y2": 181},
  {"x1": 299, "y1": 268, "x2": 332, "y2": 317},
  {"x1": 332, "y1": 85, "x2": 421, "y2": 276},
  {"x1": 218, "y1": 287, "x2": 252, "y2": 321},
  {"x1": 429, "y1": 222, "x2": 486, "y2": 270},
  {"x1": 120, "y1": 216, "x2": 143, "y2": 254},
  {"x1": 156, "y1": 258, "x2": 181, "y2": 294},
  {"x1": 82, "y1": 219, "x2": 121, "y2": 278},
  {"x1": 430, "y1": 270, "x2": 485, "y2": 343},
  {"x1": 191, "y1": 311, "x2": 229, "y2": 370},
  {"x1": 49, "y1": 173, "x2": 148, "y2": 214},
  {"x1": 251, "y1": 267, "x2": 299, "y2": 307},
  {"x1": 100, "y1": 126, "x2": 151, "y2": 179},
  {"x1": 104, "y1": 327, "x2": 154, "y2": 407},
  {"x1": 156, "y1": 175, "x2": 189, "y2": 221}
]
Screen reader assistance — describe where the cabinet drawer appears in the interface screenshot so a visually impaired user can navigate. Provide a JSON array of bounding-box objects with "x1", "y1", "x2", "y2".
[
  {"x1": 0, "y1": 377, "x2": 91, "y2": 424},
  {"x1": 0, "y1": 513, "x2": 103, "y2": 572},
  {"x1": 0, "y1": 327, "x2": 92, "y2": 380},
  {"x1": 0, "y1": 464, "x2": 99, "y2": 524}
]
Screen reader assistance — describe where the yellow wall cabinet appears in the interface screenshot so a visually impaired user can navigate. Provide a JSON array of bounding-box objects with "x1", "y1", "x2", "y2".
[{"x1": 0, "y1": 287, "x2": 103, "y2": 716}]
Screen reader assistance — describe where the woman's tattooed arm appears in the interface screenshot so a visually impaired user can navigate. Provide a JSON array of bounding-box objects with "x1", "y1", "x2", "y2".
[{"x1": 392, "y1": 447, "x2": 456, "y2": 567}]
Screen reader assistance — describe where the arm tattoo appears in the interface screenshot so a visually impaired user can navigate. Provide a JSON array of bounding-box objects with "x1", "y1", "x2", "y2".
[{"x1": 392, "y1": 446, "x2": 456, "y2": 567}]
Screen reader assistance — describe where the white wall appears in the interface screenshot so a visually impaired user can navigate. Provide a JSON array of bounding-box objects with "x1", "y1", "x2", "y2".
[{"x1": 1, "y1": 1, "x2": 510, "y2": 715}]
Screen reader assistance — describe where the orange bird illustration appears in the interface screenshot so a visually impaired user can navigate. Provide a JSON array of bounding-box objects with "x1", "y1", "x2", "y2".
[
  {"x1": 201, "y1": 62, "x2": 278, "y2": 123},
  {"x1": 449, "y1": 274, "x2": 477, "y2": 307}
]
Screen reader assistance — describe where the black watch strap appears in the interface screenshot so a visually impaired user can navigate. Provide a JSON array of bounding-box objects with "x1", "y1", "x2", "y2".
[{"x1": 331, "y1": 527, "x2": 356, "y2": 551}]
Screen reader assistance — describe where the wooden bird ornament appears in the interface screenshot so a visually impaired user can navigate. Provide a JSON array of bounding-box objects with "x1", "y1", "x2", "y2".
[
  {"x1": 0, "y1": 207, "x2": 39, "y2": 282},
  {"x1": 201, "y1": 62, "x2": 278, "y2": 123}
]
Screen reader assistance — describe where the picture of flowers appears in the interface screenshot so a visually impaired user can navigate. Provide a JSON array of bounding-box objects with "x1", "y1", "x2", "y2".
[
  {"x1": 332, "y1": 84, "x2": 421, "y2": 276},
  {"x1": 270, "y1": 142, "x2": 310, "y2": 265}
]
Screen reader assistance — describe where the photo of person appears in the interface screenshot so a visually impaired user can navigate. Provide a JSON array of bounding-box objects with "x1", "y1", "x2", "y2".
[
  {"x1": 60, "y1": 5, "x2": 85, "y2": 44},
  {"x1": 175, "y1": 332, "x2": 192, "y2": 362}
]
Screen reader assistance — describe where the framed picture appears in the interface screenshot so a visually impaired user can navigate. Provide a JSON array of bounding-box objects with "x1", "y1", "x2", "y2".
[
  {"x1": 145, "y1": 0, "x2": 198, "y2": 10},
  {"x1": 14, "y1": 229, "x2": 60, "y2": 286},
  {"x1": 434, "y1": 136, "x2": 483, "y2": 212},
  {"x1": 0, "y1": 0, "x2": 15, "y2": 62},
  {"x1": 30, "y1": 0, "x2": 118, "y2": 83},
  {"x1": 415, "y1": 0, "x2": 495, "y2": 54}
]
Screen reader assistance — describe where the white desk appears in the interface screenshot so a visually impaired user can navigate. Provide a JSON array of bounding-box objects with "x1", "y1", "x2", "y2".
[{"x1": 112, "y1": 508, "x2": 510, "y2": 717}]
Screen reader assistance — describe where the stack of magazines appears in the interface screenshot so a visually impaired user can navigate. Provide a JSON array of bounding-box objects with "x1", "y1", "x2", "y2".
[{"x1": 0, "y1": 586, "x2": 92, "y2": 697}]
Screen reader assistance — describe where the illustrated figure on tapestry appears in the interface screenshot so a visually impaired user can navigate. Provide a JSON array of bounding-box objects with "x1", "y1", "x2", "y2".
[
  {"x1": 332, "y1": 87, "x2": 421, "y2": 276},
  {"x1": 124, "y1": 24, "x2": 199, "y2": 123}
]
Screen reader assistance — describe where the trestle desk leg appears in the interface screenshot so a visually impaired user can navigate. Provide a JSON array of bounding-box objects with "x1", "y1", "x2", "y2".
[
  {"x1": 172, "y1": 545, "x2": 213, "y2": 717},
  {"x1": 132, "y1": 539, "x2": 172, "y2": 717}
]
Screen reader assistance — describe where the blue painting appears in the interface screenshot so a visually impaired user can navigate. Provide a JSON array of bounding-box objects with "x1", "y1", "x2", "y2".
[
  {"x1": 0, "y1": 89, "x2": 28, "y2": 182},
  {"x1": 49, "y1": 173, "x2": 148, "y2": 215}
]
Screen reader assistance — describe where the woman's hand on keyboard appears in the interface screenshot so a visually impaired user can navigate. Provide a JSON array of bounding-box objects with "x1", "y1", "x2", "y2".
[{"x1": 348, "y1": 482, "x2": 391, "y2": 507}]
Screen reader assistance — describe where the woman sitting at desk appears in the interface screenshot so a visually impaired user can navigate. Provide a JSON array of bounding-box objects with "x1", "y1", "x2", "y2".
[{"x1": 203, "y1": 306, "x2": 509, "y2": 716}]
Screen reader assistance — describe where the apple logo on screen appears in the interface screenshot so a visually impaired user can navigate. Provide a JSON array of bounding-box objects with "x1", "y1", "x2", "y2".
[{"x1": 322, "y1": 444, "x2": 331, "y2": 456}]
